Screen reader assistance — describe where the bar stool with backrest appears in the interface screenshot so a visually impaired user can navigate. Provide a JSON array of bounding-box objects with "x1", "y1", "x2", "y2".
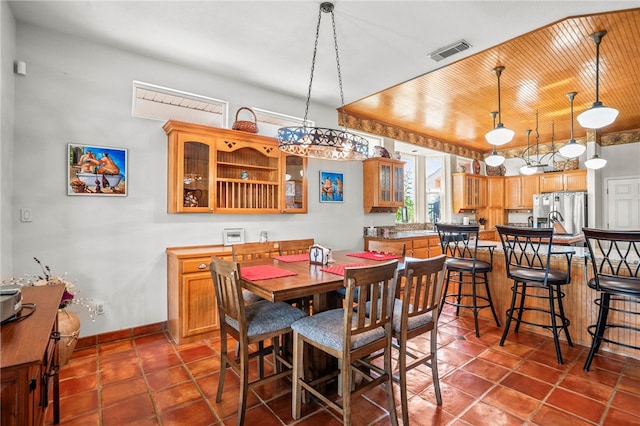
[
  {"x1": 392, "y1": 254, "x2": 447, "y2": 425},
  {"x1": 209, "y1": 257, "x2": 306, "y2": 426},
  {"x1": 582, "y1": 228, "x2": 640, "y2": 371},
  {"x1": 437, "y1": 224, "x2": 500, "y2": 337},
  {"x1": 277, "y1": 238, "x2": 315, "y2": 255},
  {"x1": 496, "y1": 225, "x2": 573, "y2": 364},
  {"x1": 232, "y1": 241, "x2": 275, "y2": 303},
  {"x1": 291, "y1": 261, "x2": 399, "y2": 426}
]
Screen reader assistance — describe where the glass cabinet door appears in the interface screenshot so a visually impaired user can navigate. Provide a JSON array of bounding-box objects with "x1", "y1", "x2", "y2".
[
  {"x1": 282, "y1": 154, "x2": 307, "y2": 213},
  {"x1": 380, "y1": 162, "x2": 392, "y2": 203},
  {"x1": 393, "y1": 163, "x2": 404, "y2": 205},
  {"x1": 181, "y1": 141, "x2": 211, "y2": 211}
]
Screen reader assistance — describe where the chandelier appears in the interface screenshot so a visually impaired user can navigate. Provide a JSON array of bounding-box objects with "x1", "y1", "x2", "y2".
[
  {"x1": 485, "y1": 66, "x2": 514, "y2": 146},
  {"x1": 516, "y1": 111, "x2": 566, "y2": 173},
  {"x1": 577, "y1": 30, "x2": 618, "y2": 129},
  {"x1": 519, "y1": 130, "x2": 538, "y2": 175},
  {"x1": 277, "y1": 2, "x2": 368, "y2": 161}
]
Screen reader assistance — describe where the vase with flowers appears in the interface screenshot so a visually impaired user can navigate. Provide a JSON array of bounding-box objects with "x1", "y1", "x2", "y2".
[{"x1": 2, "y1": 258, "x2": 94, "y2": 366}]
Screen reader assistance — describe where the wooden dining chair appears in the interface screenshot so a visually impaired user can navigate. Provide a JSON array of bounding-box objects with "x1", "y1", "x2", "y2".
[
  {"x1": 291, "y1": 261, "x2": 399, "y2": 426},
  {"x1": 232, "y1": 241, "x2": 276, "y2": 261},
  {"x1": 367, "y1": 240, "x2": 406, "y2": 257},
  {"x1": 209, "y1": 257, "x2": 306, "y2": 426},
  {"x1": 392, "y1": 255, "x2": 447, "y2": 425},
  {"x1": 277, "y1": 238, "x2": 315, "y2": 255}
]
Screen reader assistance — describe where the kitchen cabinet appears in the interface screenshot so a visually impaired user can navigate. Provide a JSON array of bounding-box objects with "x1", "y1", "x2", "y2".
[
  {"x1": 364, "y1": 235, "x2": 441, "y2": 258},
  {"x1": 166, "y1": 245, "x2": 232, "y2": 345},
  {"x1": 480, "y1": 176, "x2": 506, "y2": 230},
  {"x1": 452, "y1": 173, "x2": 486, "y2": 212},
  {"x1": 504, "y1": 175, "x2": 539, "y2": 209},
  {"x1": 363, "y1": 158, "x2": 404, "y2": 213},
  {"x1": 164, "y1": 120, "x2": 307, "y2": 214},
  {"x1": 539, "y1": 170, "x2": 587, "y2": 193},
  {"x1": 1, "y1": 285, "x2": 62, "y2": 426}
]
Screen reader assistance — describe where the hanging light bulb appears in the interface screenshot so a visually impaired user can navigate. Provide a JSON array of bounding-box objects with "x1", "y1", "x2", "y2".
[
  {"x1": 485, "y1": 66, "x2": 514, "y2": 146},
  {"x1": 559, "y1": 92, "x2": 586, "y2": 158},
  {"x1": 520, "y1": 129, "x2": 538, "y2": 175},
  {"x1": 485, "y1": 111, "x2": 505, "y2": 166},
  {"x1": 577, "y1": 30, "x2": 619, "y2": 129}
]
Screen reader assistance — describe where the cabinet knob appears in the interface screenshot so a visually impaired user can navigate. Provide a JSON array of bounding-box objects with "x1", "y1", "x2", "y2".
[{"x1": 198, "y1": 263, "x2": 208, "y2": 269}]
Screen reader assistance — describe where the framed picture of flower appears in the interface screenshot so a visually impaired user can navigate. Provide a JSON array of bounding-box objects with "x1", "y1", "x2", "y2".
[
  {"x1": 68, "y1": 144, "x2": 127, "y2": 196},
  {"x1": 320, "y1": 171, "x2": 344, "y2": 203}
]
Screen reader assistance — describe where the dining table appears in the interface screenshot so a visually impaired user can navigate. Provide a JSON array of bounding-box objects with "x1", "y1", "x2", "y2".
[{"x1": 239, "y1": 249, "x2": 418, "y2": 313}]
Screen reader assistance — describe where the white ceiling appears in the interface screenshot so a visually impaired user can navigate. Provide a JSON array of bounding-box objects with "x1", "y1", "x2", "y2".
[{"x1": 9, "y1": 1, "x2": 638, "y2": 118}]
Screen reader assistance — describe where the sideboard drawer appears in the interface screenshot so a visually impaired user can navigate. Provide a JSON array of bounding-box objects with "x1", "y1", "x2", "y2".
[{"x1": 182, "y1": 258, "x2": 212, "y2": 274}]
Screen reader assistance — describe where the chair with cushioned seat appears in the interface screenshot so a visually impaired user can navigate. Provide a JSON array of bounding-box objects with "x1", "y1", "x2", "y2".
[
  {"x1": 278, "y1": 238, "x2": 315, "y2": 255},
  {"x1": 367, "y1": 240, "x2": 406, "y2": 257},
  {"x1": 582, "y1": 228, "x2": 640, "y2": 371},
  {"x1": 209, "y1": 257, "x2": 306, "y2": 426},
  {"x1": 232, "y1": 241, "x2": 275, "y2": 303},
  {"x1": 437, "y1": 223, "x2": 500, "y2": 337},
  {"x1": 496, "y1": 225, "x2": 573, "y2": 364},
  {"x1": 392, "y1": 254, "x2": 447, "y2": 426},
  {"x1": 291, "y1": 261, "x2": 399, "y2": 426}
]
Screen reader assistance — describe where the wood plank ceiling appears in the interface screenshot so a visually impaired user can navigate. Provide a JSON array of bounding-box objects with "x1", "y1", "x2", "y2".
[{"x1": 341, "y1": 8, "x2": 640, "y2": 159}]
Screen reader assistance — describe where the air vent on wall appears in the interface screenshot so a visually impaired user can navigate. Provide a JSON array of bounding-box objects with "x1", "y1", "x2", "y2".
[{"x1": 428, "y1": 40, "x2": 471, "y2": 62}]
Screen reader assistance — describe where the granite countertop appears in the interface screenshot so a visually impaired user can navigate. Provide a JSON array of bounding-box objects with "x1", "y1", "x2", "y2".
[{"x1": 387, "y1": 230, "x2": 438, "y2": 239}]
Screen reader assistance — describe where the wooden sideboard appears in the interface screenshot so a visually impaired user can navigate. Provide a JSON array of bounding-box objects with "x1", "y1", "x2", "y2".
[{"x1": 1, "y1": 285, "x2": 64, "y2": 426}]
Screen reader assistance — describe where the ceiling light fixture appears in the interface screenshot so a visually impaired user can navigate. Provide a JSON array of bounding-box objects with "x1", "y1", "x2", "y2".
[
  {"x1": 277, "y1": 2, "x2": 368, "y2": 161},
  {"x1": 484, "y1": 111, "x2": 505, "y2": 166},
  {"x1": 485, "y1": 66, "x2": 514, "y2": 146},
  {"x1": 559, "y1": 92, "x2": 586, "y2": 158},
  {"x1": 585, "y1": 130, "x2": 608, "y2": 170},
  {"x1": 577, "y1": 30, "x2": 619, "y2": 129},
  {"x1": 520, "y1": 129, "x2": 538, "y2": 175}
]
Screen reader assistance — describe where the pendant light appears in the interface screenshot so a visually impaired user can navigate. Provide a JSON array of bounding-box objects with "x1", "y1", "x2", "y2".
[
  {"x1": 520, "y1": 130, "x2": 537, "y2": 175},
  {"x1": 585, "y1": 130, "x2": 608, "y2": 170},
  {"x1": 277, "y1": 2, "x2": 368, "y2": 161},
  {"x1": 559, "y1": 92, "x2": 586, "y2": 158},
  {"x1": 485, "y1": 66, "x2": 514, "y2": 146},
  {"x1": 484, "y1": 111, "x2": 505, "y2": 166},
  {"x1": 577, "y1": 30, "x2": 619, "y2": 129}
]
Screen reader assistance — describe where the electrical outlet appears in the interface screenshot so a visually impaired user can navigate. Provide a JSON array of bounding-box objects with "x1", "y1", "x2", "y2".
[{"x1": 92, "y1": 299, "x2": 105, "y2": 315}]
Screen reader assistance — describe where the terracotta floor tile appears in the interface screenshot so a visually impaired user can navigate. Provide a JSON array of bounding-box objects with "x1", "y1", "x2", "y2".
[
  {"x1": 602, "y1": 407, "x2": 640, "y2": 425},
  {"x1": 492, "y1": 340, "x2": 535, "y2": 358},
  {"x1": 57, "y1": 390, "x2": 99, "y2": 422},
  {"x1": 59, "y1": 373, "x2": 98, "y2": 398},
  {"x1": 60, "y1": 357, "x2": 98, "y2": 379},
  {"x1": 292, "y1": 409, "x2": 343, "y2": 425},
  {"x1": 98, "y1": 339, "x2": 135, "y2": 356},
  {"x1": 546, "y1": 388, "x2": 606, "y2": 423},
  {"x1": 208, "y1": 388, "x2": 260, "y2": 420},
  {"x1": 99, "y1": 359, "x2": 143, "y2": 385},
  {"x1": 101, "y1": 377, "x2": 149, "y2": 407},
  {"x1": 222, "y1": 401, "x2": 282, "y2": 426},
  {"x1": 442, "y1": 369, "x2": 494, "y2": 397},
  {"x1": 461, "y1": 358, "x2": 509, "y2": 382},
  {"x1": 514, "y1": 360, "x2": 563, "y2": 384},
  {"x1": 153, "y1": 381, "x2": 203, "y2": 414},
  {"x1": 146, "y1": 364, "x2": 192, "y2": 392},
  {"x1": 159, "y1": 400, "x2": 218, "y2": 425},
  {"x1": 266, "y1": 391, "x2": 321, "y2": 423},
  {"x1": 482, "y1": 384, "x2": 541, "y2": 419},
  {"x1": 531, "y1": 404, "x2": 595, "y2": 426},
  {"x1": 140, "y1": 351, "x2": 182, "y2": 373},
  {"x1": 611, "y1": 390, "x2": 640, "y2": 417},
  {"x1": 569, "y1": 359, "x2": 621, "y2": 387},
  {"x1": 460, "y1": 401, "x2": 524, "y2": 426},
  {"x1": 558, "y1": 373, "x2": 614, "y2": 402},
  {"x1": 403, "y1": 395, "x2": 454, "y2": 426},
  {"x1": 177, "y1": 344, "x2": 217, "y2": 363},
  {"x1": 437, "y1": 346, "x2": 474, "y2": 367},
  {"x1": 618, "y1": 375, "x2": 640, "y2": 396},
  {"x1": 477, "y1": 348, "x2": 521, "y2": 369},
  {"x1": 445, "y1": 339, "x2": 488, "y2": 357},
  {"x1": 420, "y1": 382, "x2": 476, "y2": 417},
  {"x1": 500, "y1": 372, "x2": 552, "y2": 400},
  {"x1": 101, "y1": 394, "x2": 156, "y2": 426}
]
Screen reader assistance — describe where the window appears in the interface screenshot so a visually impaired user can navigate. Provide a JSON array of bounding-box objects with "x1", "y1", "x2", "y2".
[
  {"x1": 456, "y1": 156, "x2": 472, "y2": 173},
  {"x1": 426, "y1": 156, "x2": 443, "y2": 224},
  {"x1": 250, "y1": 108, "x2": 309, "y2": 138},
  {"x1": 396, "y1": 154, "x2": 415, "y2": 223}
]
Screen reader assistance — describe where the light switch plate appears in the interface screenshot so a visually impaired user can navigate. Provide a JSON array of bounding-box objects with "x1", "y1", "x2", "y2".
[{"x1": 20, "y1": 208, "x2": 32, "y2": 222}]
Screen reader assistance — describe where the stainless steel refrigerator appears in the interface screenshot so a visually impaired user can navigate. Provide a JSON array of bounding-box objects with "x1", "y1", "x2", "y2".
[{"x1": 532, "y1": 192, "x2": 587, "y2": 234}]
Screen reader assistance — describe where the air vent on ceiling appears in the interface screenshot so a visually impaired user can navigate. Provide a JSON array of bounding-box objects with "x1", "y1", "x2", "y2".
[{"x1": 428, "y1": 40, "x2": 471, "y2": 62}]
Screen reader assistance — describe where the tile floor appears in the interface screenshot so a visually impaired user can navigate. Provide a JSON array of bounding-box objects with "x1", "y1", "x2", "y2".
[{"x1": 46, "y1": 307, "x2": 640, "y2": 426}]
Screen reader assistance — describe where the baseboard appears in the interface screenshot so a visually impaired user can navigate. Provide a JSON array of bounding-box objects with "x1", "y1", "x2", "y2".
[{"x1": 75, "y1": 321, "x2": 167, "y2": 349}]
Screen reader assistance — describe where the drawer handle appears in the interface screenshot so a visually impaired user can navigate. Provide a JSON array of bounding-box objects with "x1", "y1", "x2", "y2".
[{"x1": 198, "y1": 263, "x2": 208, "y2": 269}]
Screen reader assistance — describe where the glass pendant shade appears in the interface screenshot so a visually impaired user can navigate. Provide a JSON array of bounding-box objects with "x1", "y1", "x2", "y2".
[
  {"x1": 577, "y1": 105, "x2": 619, "y2": 129},
  {"x1": 585, "y1": 154, "x2": 607, "y2": 169},
  {"x1": 558, "y1": 140, "x2": 586, "y2": 158},
  {"x1": 485, "y1": 124, "x2": 515, "y2": 146},
  {"x1": 485, "y1": 150, "x2": 505, "y2": 167},
  {"x1": 520, "y1": 164, "x2": 538, "y2": 175}
]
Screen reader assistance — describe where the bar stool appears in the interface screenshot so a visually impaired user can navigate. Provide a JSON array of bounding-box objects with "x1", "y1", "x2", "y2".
[
  {"x1": 496, "y1": 225, "x2": 573, "y2": 364},
  {"x1": 437, "y1": 224, "x2": 500, "y2": 337},
  {"x1": 582, "y1": 228, "x2": 640, "y2": 371}
]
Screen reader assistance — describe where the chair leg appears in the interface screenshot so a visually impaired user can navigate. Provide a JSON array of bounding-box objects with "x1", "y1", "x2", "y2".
[
  {"x1": 216, "y1": 331, "x2": 228, "y2": 403},
  {"x1": 547, "y1": 284, "x2": 564, "y2": 365},
  {"x1": 455, "y1": 272, "x2": 463, "y2": 317},
  {"x1": 438, "y1": 271, "x2": 452, "y2": 320},
  {"x1": 342, "y1": 354, "x2": 352, "y2": 426},
  {"x1": 555, "y1": 284, "x2": 573, "y2": 347},
  {"x1": 430, "y1": 327, "x2": 442, "y2": 406},
  {"x1": 483, "y1": 272, "x2": 501, "y2": 327},
  {"x1": 398, "y1": 338, "x2": 409, "y2": 426},
  {"x1": 291, "y1": 331, "x2": 303, "y2": 420},
  {"x1": 514, "y1": 282, "x2": 528, "y2": 334},
  {"x1": 385, "y1": 341, "x2": 398, "y2": 426},
  {"x1": 584, "y1": 292, "x2": 611, "y2": 371},
  {"x1": 471, "y1": 272, "x2": 480, "y2": 337},
  {"x1": 500, "y1": 280, "x2": 519, "y2": 346},
  {"x1": 237, "y1": 347, "x2": 250, "y2": 426}
]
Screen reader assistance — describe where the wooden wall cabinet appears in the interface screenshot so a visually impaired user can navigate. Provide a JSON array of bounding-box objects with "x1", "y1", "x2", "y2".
[
  {"x1": 363, "y1": 158, "x2": 404, "y2": 213},
  {"x1": 539, "y1": 169, "x2": 587, "y2": 193},
  {"x1": 452, "y1": 173, "x2": 486, "y2": 212},
  {"x1": 504, "y1": 175, "x2": 539, "y2": 209},
  {"x1": 166, "y1": 245, "x2": 233, "y2": 345},
  {"x1": 164, "y1": 120, "x2": 307, "y2": 214},
  {"x1": 1, "y1": 285, "x2": 63, "y2": 426}
]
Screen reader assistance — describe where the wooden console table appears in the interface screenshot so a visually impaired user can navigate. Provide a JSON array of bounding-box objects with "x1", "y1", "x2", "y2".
[{"x1": 1, "y1": 284, "x2": 64, "y2": 425}]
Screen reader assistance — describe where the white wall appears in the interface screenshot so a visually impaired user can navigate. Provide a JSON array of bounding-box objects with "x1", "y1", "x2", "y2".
[{"x1": 8, "y1": 22, "x2": 382, "y2": 336}]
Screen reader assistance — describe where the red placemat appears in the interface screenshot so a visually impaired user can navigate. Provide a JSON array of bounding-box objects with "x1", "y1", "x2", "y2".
[
  {"x1": 347, "y1": 251, "x2": 403, "y2": 260},
  {"x1": 320, "y1": 263, "x2": 368, "y2": 276},
  {"x1": 240, "y1": 265, "x2": 298, "y2": 281},
  {"x1": 273, "y1": 253, "x2": 309, "y2": 263}
]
